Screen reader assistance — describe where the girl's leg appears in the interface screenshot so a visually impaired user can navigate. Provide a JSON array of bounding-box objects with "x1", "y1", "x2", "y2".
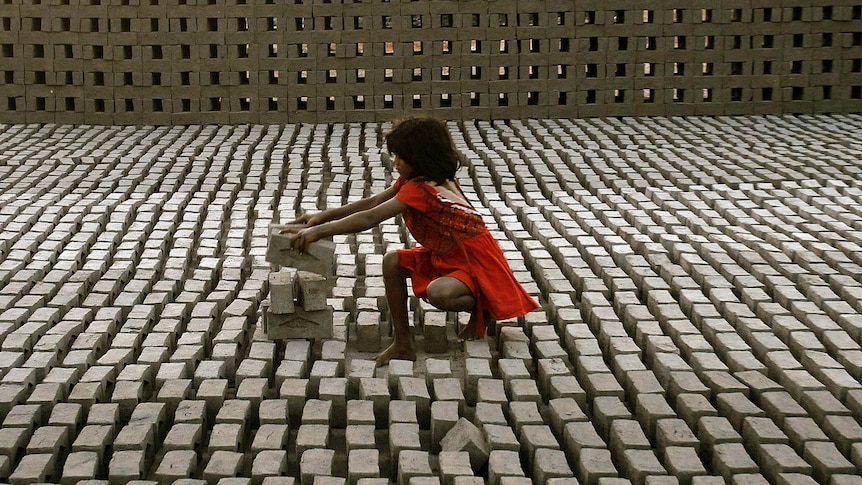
[
  {"x1": 376, "y1": 251, "x2": 417, "y2": 366},
  {"x1": 425, "y1": 277, "x2": 486, "y2": 339},
  {"x1": 425, "y1": 277, "x2": 475, "y2": 313}
]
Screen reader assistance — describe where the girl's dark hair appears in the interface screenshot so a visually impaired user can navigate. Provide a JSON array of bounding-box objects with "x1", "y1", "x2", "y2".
[{"x1": 385, "y1": 116, "x2": 462, "y2": 183}]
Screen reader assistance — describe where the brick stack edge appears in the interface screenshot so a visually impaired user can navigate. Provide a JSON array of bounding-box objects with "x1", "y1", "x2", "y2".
[
  {"x1": 263, "y1": 225, "x2": 336, "y2": 340},
  {"x1": 0, "y1": 0, "x2": 861, "y2": 125}
]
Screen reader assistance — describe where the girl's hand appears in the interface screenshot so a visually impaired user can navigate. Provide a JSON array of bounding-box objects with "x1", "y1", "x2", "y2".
[
  {"x1": 289, "y1": 212, "x2": 326, "y2": 226},
  {"x1": 285, "y1": 226, "x2": 321, "y2": 253}
]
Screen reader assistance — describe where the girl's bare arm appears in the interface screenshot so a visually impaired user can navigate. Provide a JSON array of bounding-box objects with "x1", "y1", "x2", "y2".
[
  {"x1": 293, "y1": 185, "x2": 398, "y2": 226},
  {"x1": 289, "y1": 196, "x2": 407, "y2": 252}
]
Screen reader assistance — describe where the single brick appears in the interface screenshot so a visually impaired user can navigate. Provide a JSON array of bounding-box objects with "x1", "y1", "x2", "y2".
[
  {"x1": 432, "y1": 378, "x2": 466, "y2": 414},
  {"x1": 710, "y1": 442, "x2": 759, "y2": 481},
  {"x1": 482, "y1": 424, "x2": 520, "y2": 453},
  {"x1": 209, "y1": 423, "x2": 245, "y2": 452},
  {"x1": 431, "y1": 401, "x2": 460, "y2": 453},
  {"x1": 440, "y1": 417, "x2": 490, "y2": 470},
  {"x1": 154, "y1": 449, "x2": 198, "y2": 483},
  {"x1": 269, "y1": 270, "x2": 296, "y2": 314},
  {"x1": 608, "y1": 419, "x2": 651, "y2": 456},
  {"x1": 265, "y1": 304, "x2": 333, "y2": 340},
  {"x1": 60, "y1": 451, "x2": 100, "y2": 485},
  {"x1": 662, "y1": 446, "x2": 708, "y2": 484},
  {"x1": 359, "y1": 377, "x2": 390, "y2": 428},
  {"x1": 508, "y1": 401, "x2": 544, "y2": 437},
  {"x1": 163, "y1": 423, "x2": 204, "y2": 452},
  {"x1": 251, "y1": 424, "x2": 290, "y2": 452},
  {"x1": 267, "y1": 229, "x2": 335, "y2": 276},
  {"x1": 532, "y1": 448, "x2": 574, "y2": 482},
  {"x1": 348, "y1": 448, "x2": 380, "y2": 484},
  {"x1": 302, "y1": 399, "x2": 333, "y2": 425},
  {"x1": 396, "y1": 450, "x2": 433, "y2": 485},
  {"x1": 8, "y1": 454, "x2": 56, "y2": 485},
  {"x1": 397, "y1": 377, "x2": 432, "y2": 428},
  {"x1": 259, "y1": 399, "x2": 290, "y2": 425},
  {"x1": 423, "y1": 311, "x2": 448, "y2": 354},
  {"x1": 318, "y1": 377, "x2": 348, "y2": 428},
  {"x1": 203, "y1": 451, "x2": 244, "y2": 482},
  {"x1": 577, "y1": 448, "x2": 618, "y2": 484},
  {"x1": 438, "y1": 451, "x2": 472, "y2": 485},
  {"x1": 346, "y1": 400, "x2": 376, "y2": 427},
  {"x1": 346, "y1": 424, "x2": 376, "y2": 453},
  {"x1": 801, "y1": 440, "x2": 856, "y2": 483},
  {"x1": 476, "y1": 378, "x2": 508, "y2": 412},
  {"x1": 300, "y1": 448, "x2": 335, "y2": 485},
  {"x1": 280, "y1": 378, "x2": 310, "y2": 428},
  {"x1": 296, "y1": 271, "x2": 329, "y2": 311},
  {"x1": 251, "y1": 450, "x2": 288, "y2": 483},
  {"x1": 355, "y1": 312, "x2": 381, "y2": 353},
  {"x1": 474, "y1": 402, "x2": 509, "y2": 430},
  {"x1": 109, "y1": 449, "x2": 147, "y2": 484},
  {"x1": 487, "y1": 450, "x2": 525, "y2": 485},
  {"x1": 295, "y1": 424, "x2": 330, "y2": 458},
  {"x1": 619, "y1": 448, "x2": 667, "y2": 485}
]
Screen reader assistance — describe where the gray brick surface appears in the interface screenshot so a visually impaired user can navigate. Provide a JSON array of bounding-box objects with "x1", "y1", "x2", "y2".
[{"x1": 2, "y1": 119, "x2": 862, "y2": 485}]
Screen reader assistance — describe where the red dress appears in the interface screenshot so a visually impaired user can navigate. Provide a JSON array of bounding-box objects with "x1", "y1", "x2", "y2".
[{"x1": 394, "y1": 177, "x2": 540, "y2": 337}]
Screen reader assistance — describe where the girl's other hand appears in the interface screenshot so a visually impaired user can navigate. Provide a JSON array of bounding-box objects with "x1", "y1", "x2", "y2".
[
  {"x1": 289, "y1": 212, "x2": 326, "y2": 226},
  {"x1": 285, "y1": 226, "x2": 321, "y2": 253}
]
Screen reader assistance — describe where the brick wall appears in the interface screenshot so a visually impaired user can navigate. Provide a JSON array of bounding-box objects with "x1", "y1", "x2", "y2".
[{"x1": 0, "y1": 0, "x2": 861, "y2": 124}]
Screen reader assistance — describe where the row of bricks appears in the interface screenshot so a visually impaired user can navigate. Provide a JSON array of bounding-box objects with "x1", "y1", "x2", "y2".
[
  {"x1": 492, "y1": 151, "x2": 862, "y2": 344},
  {"x1": 5, "y1": 330, "x2": 589, "y2": 430},
  {"x1": 2, "y1": 311, "x2": 575, "y2": 403},
  {"x1": 4, "y1": 88, "x2": 851, "y2": 107},
  {"x1": 460, "y1": 191, "x2": 708, "y2": 484},
  {"x1": 0, "y1": 374, "x2": 605, "y2": 480},
  {"x1": 463, "y1": 116, "x2": 861, "y2": 177},
  {"x1": 2, "y1": 7, "x2": 858, "y2": 31},
  {"x1": 0, "y1": 0, "x2": 847, "y2": 18},
  {"x1": 0, "y1": 75, "x2": 854, "y2": 98},
  {"x1": 1, "y1": 374, "x2": 728, "y2": 484},
  {"x1": 0, "y1": 121, "x2": 856, "y2": 306},
  {"x1": 0, "y1": 55, "x2": 854, "y2": 76},
  {"x1": 544, "y1": 175, "x2": 852, "y2": 468},
  {"x1": 0, "y1": 196, "x2": 700, "y2": 485},
  {"x1": 1, "y1": 117, "x2": 856, "y2": 282},
  {"x1": 3, "y1": 358, "x2": 860, "y2": 482},
  {"x1": 496, "y1": 162, "x2": 860, "y2": 382},
  {"x1": 512, "y1": 283, "x2": 862, "y2": 474},
  {"x1": 5, "y1": 101, "x2": 856, "y2": 126},
  {"x1": 0, "y1": 161, "x2": 852, "y2": 485},
  {"x1": 0, "y1": 119, "x2": 860, "y2": 484},
  {"x1": 2, "y1": 449, "x2": 570, "y2": 485},
  {"x1": 462, "y1": 122, "x2": 862, "y2": 476}
]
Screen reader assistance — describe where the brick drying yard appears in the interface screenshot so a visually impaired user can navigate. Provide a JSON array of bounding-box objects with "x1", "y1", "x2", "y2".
[{"x1": 1, "y1": 114, "x2": 862, "y2": 484}]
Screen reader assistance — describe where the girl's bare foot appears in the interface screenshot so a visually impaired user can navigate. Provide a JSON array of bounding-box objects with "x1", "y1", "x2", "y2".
[
  {"x1": 375, "y1": 342, "x2": 416, "y2": 367},
  {"x1": 458, "y1": 309, "x2": 491, "y2": 341},
  {"x1": 486, "y1": 317, "x2": 497, "y2": 337},
  {"x1": 458, "y1": 319, "x2": 477, "y2": 341}
]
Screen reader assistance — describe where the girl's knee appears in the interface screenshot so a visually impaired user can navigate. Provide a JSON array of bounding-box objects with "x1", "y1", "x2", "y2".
[
  {"x1": 426, "y1": 277, "x2": 474, "y2": 311},
  {"x1": 382, "y1": 251, "x2": 404, "y2": 275}
]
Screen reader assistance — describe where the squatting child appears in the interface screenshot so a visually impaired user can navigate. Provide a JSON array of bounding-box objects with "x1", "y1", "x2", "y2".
[{"x1": 284, "y1": 116, "x2": 539, "y2": 366}]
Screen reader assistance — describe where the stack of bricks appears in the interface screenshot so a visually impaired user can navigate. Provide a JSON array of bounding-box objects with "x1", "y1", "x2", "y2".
[
  {"x1": 262, "y1": 225, "x2": 336, "y2": 340},
  {"x1": 2, "y1": 1, "x2": 861, "y2": 124}
]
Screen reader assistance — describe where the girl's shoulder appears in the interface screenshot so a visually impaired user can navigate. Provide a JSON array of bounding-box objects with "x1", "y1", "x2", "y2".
[{"x1": 397, "y1": 176, "x2": 435, "y2": 191}]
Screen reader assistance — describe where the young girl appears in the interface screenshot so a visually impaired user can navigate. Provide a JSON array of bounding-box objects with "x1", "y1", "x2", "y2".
[{"x1": 284, "y1": 116, "x2": 539, "y2": 366}]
